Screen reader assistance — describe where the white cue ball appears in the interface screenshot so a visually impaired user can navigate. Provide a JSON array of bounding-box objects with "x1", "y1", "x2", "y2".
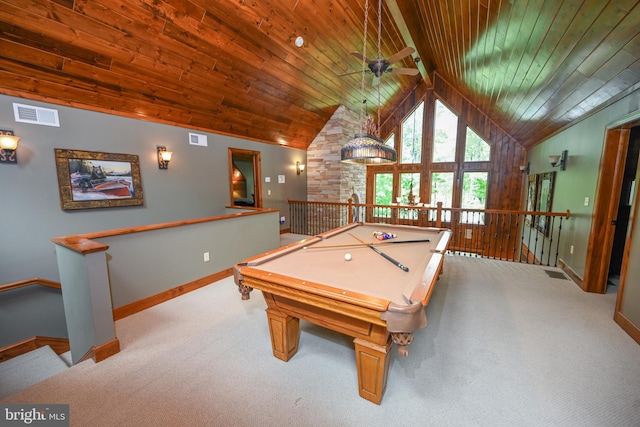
[{"x1": 344, "y1": 253, "x2": 352, "y2": 261}]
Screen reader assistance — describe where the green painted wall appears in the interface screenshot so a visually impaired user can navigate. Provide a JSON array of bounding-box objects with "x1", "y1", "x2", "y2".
[
  {"x1": 0, "y1": 94, "x2": 307, "y2": 284},
  {"x1": 528, "y1": 89, "x2": 640, "y2": 281}
]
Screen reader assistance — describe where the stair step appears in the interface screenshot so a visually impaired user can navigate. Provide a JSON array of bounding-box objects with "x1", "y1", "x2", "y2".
[{"x1": 0, "y1": 346, "x2": 68, "y2": 399}]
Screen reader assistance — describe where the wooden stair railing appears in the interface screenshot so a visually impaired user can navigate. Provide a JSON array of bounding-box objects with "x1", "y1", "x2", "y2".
[
  {"x1": 288, "y1": 199, "x2": 571, "y2": 267},
  {"x1": 0, "y1": 278, "x2": 61, "y2": 293},
  {"x1": 0, "y1": 279, "x2": 67, "y2": 363}
]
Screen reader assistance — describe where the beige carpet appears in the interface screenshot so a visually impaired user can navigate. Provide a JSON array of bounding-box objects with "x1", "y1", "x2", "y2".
[
  {"x1": 0, "y1": 346, "x2": 69, "y2": 400},
  {"x1": 2, "y1": 255, "x2": 639, "y2": 426}
]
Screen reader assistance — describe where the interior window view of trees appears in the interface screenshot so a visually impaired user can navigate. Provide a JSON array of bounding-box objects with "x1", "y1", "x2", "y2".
[{"x1": 370, "y1": 98, "x2": 491, "y2": 219}]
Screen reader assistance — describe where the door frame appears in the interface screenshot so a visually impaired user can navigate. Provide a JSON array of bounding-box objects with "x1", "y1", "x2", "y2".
[
  {"x1": 583, "y1": 112, "x2": 640, "y2": 293},
  {"x1": 228, "y1": 148, "x2": 262, "y2": 208}
]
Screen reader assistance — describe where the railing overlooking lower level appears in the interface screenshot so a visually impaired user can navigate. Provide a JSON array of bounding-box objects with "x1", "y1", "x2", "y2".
[{"x1": 288, "y1": 200, "x2": 570, "y2": 267}]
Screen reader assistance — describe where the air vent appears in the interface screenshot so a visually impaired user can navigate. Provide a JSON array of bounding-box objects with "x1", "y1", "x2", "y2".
[
  {"x1": 544, "y1": 270, "x2": 568, "y2": 280},
  {"x1": 13, "y1": 103, "x2": 60, "y2": 127},
  {"x1": 189, "y1": 132, "x2": 207, "y2": 147}
]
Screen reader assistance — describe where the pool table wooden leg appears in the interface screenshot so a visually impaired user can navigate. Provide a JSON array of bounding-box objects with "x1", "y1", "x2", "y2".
[
  {"x1": 353, "y1": 336, "x2": 392, "y2": 405},
  {"x1": 266, "y1": 308, "x2": 300, "y2": 361}
]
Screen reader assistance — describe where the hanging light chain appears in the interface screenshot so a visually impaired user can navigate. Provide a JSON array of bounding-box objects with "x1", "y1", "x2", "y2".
[
  {"x1": 359, "y1": 0, "x2": 369, "y2": 133},
  {"x1": 340, "y1": 0, "x2": 397, "y2": 165},
  {"x1": 376, "y1": 0, "x2": 382, "y2": 138}
]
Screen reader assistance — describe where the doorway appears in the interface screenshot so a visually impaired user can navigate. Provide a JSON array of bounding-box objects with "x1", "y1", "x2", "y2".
[
  {"x1": 608, "y1": 127, "x2": 640, "y2": 288},
  {"x1": 584, "y1": 116, "x2": 640, "y2": 294},
  {"x1": 228, "y1": 148, "x2": 262, "y2": 208}
]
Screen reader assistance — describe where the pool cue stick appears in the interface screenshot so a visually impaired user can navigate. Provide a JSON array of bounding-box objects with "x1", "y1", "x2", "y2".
[
  {"x1": 348, "y1": 233, "x2": 409, "y2": 272},
  {"x1": 302, "y1": 239, "x2": 431, "y2": 250}
]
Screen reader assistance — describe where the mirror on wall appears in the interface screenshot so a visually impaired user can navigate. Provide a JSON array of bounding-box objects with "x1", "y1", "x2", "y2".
[{"x1": 228, "y1": 148, "x2": 262, "y2": 208}]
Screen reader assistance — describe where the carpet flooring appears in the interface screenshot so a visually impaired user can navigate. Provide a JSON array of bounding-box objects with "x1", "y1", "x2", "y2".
[
  {"x1": 0, "y1": 346, "x2": 69, "y2": 400},
  {"x1": 2, "y1": 255, "x2": 639, "y2": 426}
]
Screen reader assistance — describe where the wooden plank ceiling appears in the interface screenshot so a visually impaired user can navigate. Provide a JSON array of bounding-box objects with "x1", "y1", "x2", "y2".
[{"x1": 1, "y1": 0, "x2": 639, "y2": 150}]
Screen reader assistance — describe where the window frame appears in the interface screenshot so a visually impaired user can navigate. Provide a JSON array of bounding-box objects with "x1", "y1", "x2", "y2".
[{"x1": 366, "y1": 96, "x2": 493, "y2": 215}]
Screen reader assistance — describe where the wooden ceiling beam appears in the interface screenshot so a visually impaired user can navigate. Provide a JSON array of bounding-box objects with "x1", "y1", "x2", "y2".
[{"x1": 384, "y1": 0, "x2": 431, "y2": 87}]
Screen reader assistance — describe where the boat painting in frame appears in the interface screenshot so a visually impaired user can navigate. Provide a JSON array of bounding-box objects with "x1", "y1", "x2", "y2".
[{"x1": 55, "y1": 148, "x2": 144, "y2": 210}]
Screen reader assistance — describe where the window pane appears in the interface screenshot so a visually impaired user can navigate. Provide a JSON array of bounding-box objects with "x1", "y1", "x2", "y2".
[
  {"x1": 374, "y1": 173, "x2": 393, "y2": 218},
  {"x1": 430, "y1": 172, "x2": 453, "y2": 222},
  {"x1": 433, "y1": 100, "x2": 458, "y2": 162},
  {"x1": 385, "y1": 133, "x2": 394, "y2": 147},
  {"x1": 399, "y1": 173, "x2": 420, "y2": 219},
  {"x1": 462, "y1": 172, "x2": 488, "y2": 210},
  {"x1": 461, "y1": 172, "x2": 488, "y2": 224},
  {"x1": 374, "y1": 173, "x2": 393, "y2": 205},
  {"x1": 401, "y1": 102, "x2": 423, "y2": 164},
  {"x1": 465, "y1": 128, "x2": 491, "y2": 161},
  {"x1": 430, "y1": 172, "x2": 453, "y2": 207}
]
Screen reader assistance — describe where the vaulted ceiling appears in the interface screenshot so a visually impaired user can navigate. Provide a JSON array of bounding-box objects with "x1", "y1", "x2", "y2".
[{"x1": 1, "y1": 0, "x2": 639, "y2": 151}]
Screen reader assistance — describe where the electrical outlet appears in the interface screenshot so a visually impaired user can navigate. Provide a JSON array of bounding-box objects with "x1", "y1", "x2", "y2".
[{"x1": 204, "y1": 252, "x2": 210, "y2": 262}]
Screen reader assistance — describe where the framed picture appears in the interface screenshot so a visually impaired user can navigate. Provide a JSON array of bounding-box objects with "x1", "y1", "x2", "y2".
[
  {"x1": 54, "y1": 148, "x2": 144, "y2": 210},
  {"x1": 525, "y1": 174, "x2": 538, "y2": 226},
  {"x1": 535, "y1": 171, "x2": 556, "y2": 236}
]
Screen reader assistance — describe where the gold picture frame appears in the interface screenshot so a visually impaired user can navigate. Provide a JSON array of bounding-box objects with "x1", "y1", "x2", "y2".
[{"x1": 54, "y1": 148, "x2": 144, "y2": 210}]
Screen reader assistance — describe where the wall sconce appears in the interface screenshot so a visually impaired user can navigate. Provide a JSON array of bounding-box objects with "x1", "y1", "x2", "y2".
[
  {"x1": 549, "y1": 150, "x2": 568, "y2": 171},
  {"x1": 519, "y1": 162, "x2": 530, "y2": 174},
  {"x1": 157, "y1": 146, "x2": 172, "y2": 169},
  {"x1": 0, "y1": 130, "x2": 20, "y2": 164},
  {"x1": 296, "y1": 161, "x2": 305, "y2": 175}
]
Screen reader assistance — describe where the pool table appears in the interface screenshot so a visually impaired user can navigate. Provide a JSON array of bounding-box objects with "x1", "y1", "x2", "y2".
[{"x1": 233, "y1": 222, "x2": 451, "y2": 404}]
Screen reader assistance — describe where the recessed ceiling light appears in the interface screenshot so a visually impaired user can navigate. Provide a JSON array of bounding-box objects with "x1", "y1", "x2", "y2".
[{"x1": 295, "y1": 36, "x2": 304, "y2": 48}]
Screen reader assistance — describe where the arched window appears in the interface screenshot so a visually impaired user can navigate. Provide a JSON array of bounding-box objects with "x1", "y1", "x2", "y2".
[
  {"x1": 465, "y1": 127, "x2": 491, "y2": 161},
  {"x1": 433, "y1": 100, "x2": 457, "y2": 162},
  {"x1": 400, "y1": 103, "x2": 423, "y2": 164},
  {"x1": 368, "y1": 97, "x2": 492, "y2": 222}
]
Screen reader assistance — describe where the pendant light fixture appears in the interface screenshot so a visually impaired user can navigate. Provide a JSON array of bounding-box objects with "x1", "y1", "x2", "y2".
[{"x1": 341, "y1": 0, "x2": 397, "y2": 164}]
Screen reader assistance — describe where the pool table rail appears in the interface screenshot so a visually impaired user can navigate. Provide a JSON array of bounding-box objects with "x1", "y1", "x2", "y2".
[{"x1": 232, "y1": 223, "x2": 452, "y2": 405}]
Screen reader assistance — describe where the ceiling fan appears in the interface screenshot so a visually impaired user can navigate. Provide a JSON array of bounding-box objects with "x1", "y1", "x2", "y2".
[{"x1": 340, "y1": 46, "x2": 419, "y2": 78}]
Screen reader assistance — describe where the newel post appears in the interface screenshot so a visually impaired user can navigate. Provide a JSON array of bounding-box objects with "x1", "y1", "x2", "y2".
[
  {"x1": 52, "y1": 236, "x2": 120, "y2": 365},
  {"x1": 436, "y1": 202, "x2": 443, "y2": 228},
  {"x1": 348, "y1": 198, "x2": 354, "y2": 224}
]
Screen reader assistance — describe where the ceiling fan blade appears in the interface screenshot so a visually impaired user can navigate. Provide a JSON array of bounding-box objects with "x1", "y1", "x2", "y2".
[
  {"x1": 338, "y1": 70, "x2": 363, "y2": 77},
  {"x1": 389, "y1": 67, "x2": 420, "y2": 76},
  {"x1": 350, "y1": 51, "x2": 375, "y2": 64},
  {"x1": 338, "y1": 69, "x2": 373, "y2": 77},
  {"x1": 386, "y1": 46, "x2": 415, "y2": 64}
]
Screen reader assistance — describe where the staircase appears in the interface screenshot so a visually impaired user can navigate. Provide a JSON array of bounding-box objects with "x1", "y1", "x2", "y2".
[{"x1": 0, "y1": 346, "x2": 70, "y2": 400}]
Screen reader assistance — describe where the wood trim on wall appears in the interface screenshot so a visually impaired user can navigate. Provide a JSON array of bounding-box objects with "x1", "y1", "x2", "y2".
[
  {"x1": 93, "y1": 339, "x2": 121, "y2": 363},
  {"x1": 0, "y1": 278, "x2": 61, "y2": 293},
  {"x1": 0, "y1": 336, "x2": 70, "y2": 363},
  {"x1": 558, "y1": 258, "x2": 584, "y2": 290},
  {"x1": 112, "y1": 269, "x2": 233, "y2": 321},
  {"x1": 613, "y1": 311, "x2": 640, "y2": 345}
]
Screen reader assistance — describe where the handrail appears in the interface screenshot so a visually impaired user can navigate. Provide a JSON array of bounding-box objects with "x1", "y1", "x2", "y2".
[
  {"x1": 288, "y1": 199, "x2": 571, "y2": 267},
  {"x1": 289, "y1": 199, "x2": 570, "y2": 219},
  {"x1": 0, "y1": 277, "x2": 61, "y2": 293},
  {"x1": 51, "y1": 207, "x2": 278, "y2": 254}
]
